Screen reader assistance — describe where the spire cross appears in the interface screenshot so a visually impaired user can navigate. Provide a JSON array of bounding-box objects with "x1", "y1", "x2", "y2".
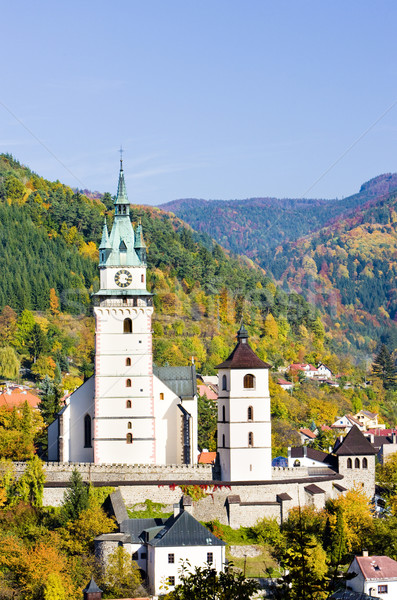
[{"x1": 119, "y1": 145, "x2": 124, "y2": 169}]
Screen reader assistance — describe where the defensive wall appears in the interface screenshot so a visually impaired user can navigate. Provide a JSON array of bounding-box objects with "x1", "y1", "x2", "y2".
[{"x1": 12, "y1": 462, "x2": 345, "y2": 527}]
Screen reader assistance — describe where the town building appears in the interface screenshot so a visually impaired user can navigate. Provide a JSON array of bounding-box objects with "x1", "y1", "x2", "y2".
[{"x1": 347, "y1": 553, "x2": 397, "y2": 599}]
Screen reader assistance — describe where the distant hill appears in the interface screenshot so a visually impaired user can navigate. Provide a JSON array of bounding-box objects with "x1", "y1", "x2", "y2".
[{"x1": 159, "y1": 174, "x2": 397, "y2": 256}]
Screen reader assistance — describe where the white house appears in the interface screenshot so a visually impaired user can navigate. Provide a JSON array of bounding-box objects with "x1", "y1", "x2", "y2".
[
  {"x1": 331, "y1": 414, "x2": 364, "y2": 432},
  {"x1": 48, "y1": 161, "x2": 198, "y2": 465},
  {"x1": 287, "y1": 446, "x2": 330, "y2": 469},
  {"x1": 95, "y1": 503, "x2": 226, "y2": 597},
  {"x1": 217, "y1": 324, "x2": 272, "y2": 481},
  {"x1": 316, "y1": 363, "x2": 333, "y2": 379},
  {"x1": 347, "y1": 553, "x2": 397, "y2": 599}
]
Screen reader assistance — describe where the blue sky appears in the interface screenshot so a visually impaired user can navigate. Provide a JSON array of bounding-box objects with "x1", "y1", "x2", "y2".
[{"x1": 1, "y1": 1, "x2": 397, "y2": 204}]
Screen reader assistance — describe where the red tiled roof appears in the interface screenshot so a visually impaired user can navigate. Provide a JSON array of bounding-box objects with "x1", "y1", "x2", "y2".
[
  {"x1": 299, "y1": 428, "x2": 317, "y2": 439},
  {"x1": 321, "y1": 425, "x2": 332, "y2": 431},
  {"x1": 355, "y1": 555, "x2": 397, "y2": 580},
  {"x1": 367, "y1": 428, "x2": 397, "y2": 437},
  {"x1": 277, "y1": 378, "x2": 292, "y2": 386},
  {"x1": 198, "y1": 451, "x2": 217, "y2": 464},
  {"x1": 197, "y1": 384, "x2": 218, "y2": 400},
  {"x1": 0, "y1": 388, "x2": 40, "y2": 409}
]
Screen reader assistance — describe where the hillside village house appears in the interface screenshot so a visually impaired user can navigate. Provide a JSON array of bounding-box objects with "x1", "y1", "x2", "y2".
[{"x1": 347, "y1": 553, "x2": 397, "y2": 599}]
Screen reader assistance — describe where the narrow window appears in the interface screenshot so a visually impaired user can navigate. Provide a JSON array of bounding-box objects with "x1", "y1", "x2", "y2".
[
  {"x1": 123, "y1": 318, "x2": 132, "y2": 333},
  {"x1": 141, "y1": 274, "x2": 144, "y2": 283},
  {"x1": 222, "y1": 434, "x2": 225, "y2": 448},
  {"x1": 126, "y1": 399, "x2": 131, "y2": 408},
  {"x1": 126, "y1": 379, "x2": 132, "y2": 388},
  {"x1": 248, "y1": 432, "x2": 254, "y2": 447},
  {"x1": 168, "y1": 576, "x2": 175, "y2": 586},
  {"x1": 126, "y1": 357, "x2": 131, "y2": 366},
  {"x1": 127, "y1": 421, "x2": 132, "y2": 429},
  {"x1": 84, "y1": 414, "x2": 91, "y2": 448},
  {"x1": 363, "y1": 457, "x2": 368, "y2": 469},
  {"x1": 378, "y1": 585, "x2": 388, "y2": 594},
  {"x1": 248, "y1": 406, "x2": 253, "y2": 421},
  {"x1": 160, "y1": 392, "x2": 164, "y2": 400},
  {"x1": 123, "y1": 297, "x2": 128, "y2": 305},
  {"x1": 355, "y1": 458, "x2": 360, "y2": 469},
  {"x1": 207, "y1": 552, "x2": 213, "y2": 564},
  {"x1": 222, "y1": 405, "x2": 226, "y2": 422},
  {"x1": 222, "y1": 374, "x2": 227, "y2": 391},
  {"x1": 126, "y1": 433, "x2": 133, "y2": 444},
  {"x1": 347, "y1": 458, "x2": 352, "y2": 469},
  {"x1": 168, "y1": 553, "x2": 175, "y2": 564},
  {"x1": 244, "y1": 374, "x2": 255, "y2": 389}
]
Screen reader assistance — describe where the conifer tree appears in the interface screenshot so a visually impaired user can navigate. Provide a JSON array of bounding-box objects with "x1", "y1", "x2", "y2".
[
  {"x1": 372, "y1": 344, "x2": 397, "y2": 390},
  {"x1": 61, "y1": 468, "x2": 89, "y2": 522}
]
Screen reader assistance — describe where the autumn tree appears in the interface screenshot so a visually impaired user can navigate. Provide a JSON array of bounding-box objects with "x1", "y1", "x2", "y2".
[
  {"x1": 0, "y1": 305, "x2": 17, "y2": 347},
  {"x1": 0, "y1": 346, "x2": 20, "y2": 379},
  {"x1": 102, "y1": 546, "x2": 141, "y2": 598},
  {"x1": 15, "y1": 455, "x2": 46, "y2": 508},
  {"x1": 49, "y1": 288, "x2": 60, "y2": 316}
]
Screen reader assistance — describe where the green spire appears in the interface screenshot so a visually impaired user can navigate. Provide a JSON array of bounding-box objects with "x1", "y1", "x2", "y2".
[
  {"x1": 115, "y1": 159, "x2": 129, "y2": 206},
  {"x1": 99, "y1": 217, "x2": 111, "y2": 250}
]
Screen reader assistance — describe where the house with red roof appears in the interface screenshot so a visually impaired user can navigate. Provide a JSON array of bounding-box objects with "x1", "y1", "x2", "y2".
[
  {"x1": 197, "y1": 450, "x2": 217, "y2": 465},
  {"x1": 0, "y1": 387, "x2": 40, "y2": 410},
  {"x1": 331, "y1": 414, "x2": 363, "y2": 433},
  {"x1": 298, "y1": 427, "x2": 317, "y2": 445},
  {"x1": 347, "y1": 552, "x2": 397, "y2": 598},
  {"x1": 277, "y1": 378, "x2": 293, "y2": 391}
]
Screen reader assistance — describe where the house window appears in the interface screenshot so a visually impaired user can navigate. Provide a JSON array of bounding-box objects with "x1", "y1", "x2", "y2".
[
  {"x1": 127, "y1": 422, "x2": 132, "y2": 429},
  {"x1": 140, "y1": 552, "x2": 147, "y2": 559},
  {"x1": 126, "y1": 400, "x2": 131, "y2": 408},
  {"x1": 207, "y1": 552, "x2": 213, "y2": 564},
  {"x1": 222, "y1": 434, "x2": 225, "y2": 448},
  {"x1": 126, "y1": 433, "x2": 133, "y2": 444},
  {"x1": 141, "y1": 274, "x2": 144, "y2": 283},
  {"x1": 244, "y1": 374, "x2": 255, "y2": 389},
  {"x1": 126, "y1": 379, "x2": 132, "y2": 387},
  {"x1": 168, "y1": 553, "x2": 175, "y2": 564},
  {"x1": 347, "y1": 458, "x2": 352, "y2": 469},
  {"x1": 222, "y1": 374, "x2": 227, "y2": 391},
  {"x1": 355, "y1": 458, "x2": 360, "y2": 469},
  {"x1": 126, "y1": 357, "x2": 131, "y2": 366},
  {"x1": 294, "y1": 459, "x2": 301, "y2": 467},
  {"x1": 160, "y1": 393, "x2": 164, "y2": 400},
  {"x1": 222, "y1": 405, "x2": 226, "y2": 422},
  {"x1": 168, "y1": 576, "x2": 175, "y2": 586},
  {"x1": 378, "y1": 585, "x2": 388, "y2": 593},
  {"x1": 123, "y1": 318, "x2": 132, "y2": 333},
  {"x1": 248, "y1": 432, "x2": 254, "y2": 447},
  {"x1": 363, "y1": 457, "x2": 368, "y2": 469},
  {"x1": 248, "y1": 406, "x2": 253, "y2": 421},
  {"x1": 84, "y1": 414, "x2": 92, "y2": 448}
]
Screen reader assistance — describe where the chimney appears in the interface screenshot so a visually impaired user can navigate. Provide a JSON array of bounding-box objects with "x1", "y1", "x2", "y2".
[
  {"x1": 83, "y1": 577, "x2": 102, "y2": 600},
  {"x1": 173, "y1": 502, "x2": 180, "y2": 518},
  {"x1": 362, "y1": 550, "x2": 369, "y2": 557},
  {"x1": 393, "y1": 433, "x2": 397, "y2": 445},
  {"x1": 303, "y1": 446, "x2": 307, "y2": 458}
]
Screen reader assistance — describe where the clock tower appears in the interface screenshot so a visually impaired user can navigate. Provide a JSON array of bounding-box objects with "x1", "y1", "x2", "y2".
[{"x1": 92, "y1": 159, "x2": 155, "y2": 464}]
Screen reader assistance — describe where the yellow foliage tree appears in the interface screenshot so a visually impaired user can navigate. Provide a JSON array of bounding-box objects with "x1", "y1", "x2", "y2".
[{"x1": 49, "y1": 288, "x2": 60, "y2": 316}]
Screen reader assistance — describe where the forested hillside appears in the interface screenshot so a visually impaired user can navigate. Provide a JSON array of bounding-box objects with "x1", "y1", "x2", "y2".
[
  {"x1": 0, "y1": 154, "x2": 338, "y2": 385},
  {"x1": 160, "y1": 173, "x2": 397, "y2": 255}
]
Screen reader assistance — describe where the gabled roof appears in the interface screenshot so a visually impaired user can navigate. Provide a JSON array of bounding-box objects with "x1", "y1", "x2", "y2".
[
  {"x1": 353, "y1": 555, "x2": 397, "y2": 581},
  {"x1": 0, "y1": 388, "x2": 40, "y2": 409},
  {"x1": 198, "y1": 451, "x2": 217, "y2": 464},
  {"x1": 153, "y1": 365, "x2": 197, "y2": 398},
  {"x1": 120, "y1": 518, "x2": 168, "y2": 544},
  {"x1": 147, "y1": 510, "x2": 226, "y2": 548},
  {"x1": 103, "y1": 489, "x2": 129, "y2": 524},
  {"x1": 291, "y1": 447, "x2": 329, "y2": 463},
  {"x1": 334, "y1": 425, "x2": 377, "y2": 456},
  {"x1": 216, "y1": 325, "x2": 270, "y2": 370},
  {"x1": 299, "y1": 428, "x2": 317, "y2": 439}
]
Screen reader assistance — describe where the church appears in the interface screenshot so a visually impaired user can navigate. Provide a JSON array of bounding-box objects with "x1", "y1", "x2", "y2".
[{"x1": 48, "y1": 161, "x2": 198, "y2": 466}]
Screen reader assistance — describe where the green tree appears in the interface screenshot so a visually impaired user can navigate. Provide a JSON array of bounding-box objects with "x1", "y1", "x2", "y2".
[
  {"x1": 165, "y1": 563, "x2": 259, "y2": 600},
  {"x1": 61, "y1": 468, "x2": 89, "y2": 521},
  {"x1": 15, "y1": 455, "x2": 46, "y2": 508},
  {"x1": 0, "y1": 346, "x2": 20, "y2": 379},
  {"x1": 102, "y1": 546, "x2": 141, "y2": 598},
  {"x1": 372, "y1": 344, "x2": 397, "y2": 390},
  {"x1": 197, "y1": 393, "x2": 217, "y2": 451}
]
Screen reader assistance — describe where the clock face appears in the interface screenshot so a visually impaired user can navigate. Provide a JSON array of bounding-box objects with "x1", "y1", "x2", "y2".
[{"x1": 114, "y1": 269, "x2": 132, "y2": 288}]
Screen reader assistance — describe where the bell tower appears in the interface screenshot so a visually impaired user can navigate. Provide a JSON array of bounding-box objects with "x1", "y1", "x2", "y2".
[
  {"x1": 217, "y1": 325, "x2": 272, "y2": 481},
  {"x1": 92, "y1": 159, "x2": 155, "y2": 465}
]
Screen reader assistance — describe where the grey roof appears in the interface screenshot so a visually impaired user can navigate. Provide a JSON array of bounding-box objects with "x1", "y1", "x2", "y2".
[
  {"x1": 305, "y1": 484, "x2": 325, "y2": 495},
  {"x1": 83, "y1": 577, "x2": 103, "y2": 593},
  {"x1": 147, "y1": 510, "x2": 226, "y2": 548},
  {"x1": 330, "y1": 591, "x2": 381, "y2": 600},
  {"x1": 291, "y1": 447, "x2": 329, "y2": 463},
  {"x1": 103, "y1": 489, "x2": 129, "y2": 524},
  {"x1": 95, "y1": 532, "x2": 131, "y2": 543},
  {"x1": 153, "y1": 365, "x2": 197, "y2": 398},
  {"x1": 120, "y1": 518, "x2": 168, "y2": 544}
]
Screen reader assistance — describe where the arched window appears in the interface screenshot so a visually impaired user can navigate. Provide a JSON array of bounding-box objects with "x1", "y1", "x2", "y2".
[
  {"x1": 294, "y1": 459, "x2": 301, "y2": 467},
  {"x1": 160, "y1": 393, "x2": 164, "y2": 400},
  {"x1": 126, "y1": 400, "x2": 131, "y2": 408},
  {"x1": 347, "y1": 458, "x2": 352, "y2": 469},
  {"x1": 363, "y1": 457, "x2": 368, "y2": 469},
  {"x1": 222, "y1": 405, "x2": 226, "y2": 422},
  {"x1": 248, "y1": 432, "x2": 254, "y2": 447},
  {"x1": 127, "y1": 422, "x2": 132, "y2": 429},
  {"x1": 126, "y1": 433, "x2": 133, "y2": 444},
  {"x1": 248, "y1": 406, "x2": 253, "y2": 421},
  {"x1": 126, "y1": 357, "x2": 131, "y2": 366},
  {"x1": 222, "y1": 375, "x2": 227, "y2": 391},
  {"x1": 84, "y1": 414, "x2": 91, "y2": 448},
  {"x1": 141, "y1": 274, "x2": 144, "y2": 283},
  {"x1": 355, "y1": 458, "x2": 360, "y2": 469},
  {"x1": 123, "y1": 318, "x2": 132, "y2": 333},
  {"x1": 244, "y1": 374, "x2": 255, "y2": 389},
  {"x1": 222, "y1": 434, "x2": 225, "y2": 448},
  {"x1": 126, "y1": 379, "x2": 132, "y2": 388}
]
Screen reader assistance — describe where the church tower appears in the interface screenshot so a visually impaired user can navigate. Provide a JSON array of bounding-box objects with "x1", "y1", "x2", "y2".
[
  {"x1": 217, "y1": 325, "x2": 272, "y2": 481},
  {"x1": 92, "y1": 159, "x2": 155, "y2": 465}
]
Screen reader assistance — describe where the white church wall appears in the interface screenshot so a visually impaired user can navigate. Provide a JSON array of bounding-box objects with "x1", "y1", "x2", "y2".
[{"x1": 69, "y1": 377, "x2": 95, "y2": 462}]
